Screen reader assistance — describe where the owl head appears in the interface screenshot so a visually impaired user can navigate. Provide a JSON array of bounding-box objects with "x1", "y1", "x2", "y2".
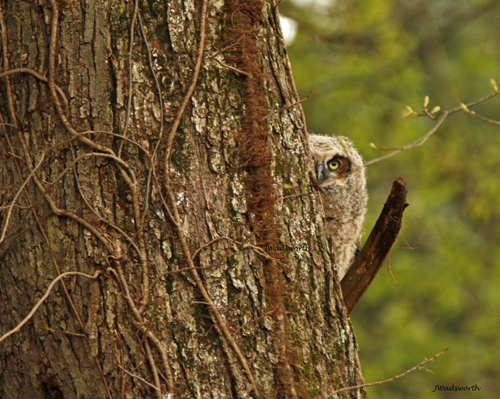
[{"x1": 308, "y1": 134, "x2": 365, "y2": 188}]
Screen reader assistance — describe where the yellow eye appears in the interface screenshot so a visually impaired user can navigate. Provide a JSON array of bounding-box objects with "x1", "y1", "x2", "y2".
[{"x1": 328, "y1": 159, "x2": 341, "y2": 171}]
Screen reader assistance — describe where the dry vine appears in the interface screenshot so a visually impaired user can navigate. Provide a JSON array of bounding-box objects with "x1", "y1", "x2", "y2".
[
  {"x1": 0, "y1": 0, "x2": 464, "y2": 396},
  {"x1": 161, "y1": 0, "x2": 260, "y2": 394},
  {"x1": 0, "y1": 0, "x2": 183, "y2": 396},
  {"x1": 1, "y1": 0, "x2": 265, "y2": 396}
]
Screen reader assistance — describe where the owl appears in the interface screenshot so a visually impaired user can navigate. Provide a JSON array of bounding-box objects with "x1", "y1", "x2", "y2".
[{"x1": 309, "y1": 134, "x2": 368, "y2": 280}]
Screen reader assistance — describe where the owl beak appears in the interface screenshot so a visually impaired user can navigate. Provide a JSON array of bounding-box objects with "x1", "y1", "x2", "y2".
[{"x1": 315, "y1": 162, "x2": 326, "y2": 183}]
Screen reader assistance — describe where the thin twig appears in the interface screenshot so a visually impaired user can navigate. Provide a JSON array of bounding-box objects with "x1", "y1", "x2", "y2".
[
  {"x1": 190, "y1": 236, "x2": 236, "y2": 260},
  {"x1": 207, "y1": 37, "x2": 244, "y2": 59},
  {"x1": 43, "y1": 328, "x2": 86, "y2": 338},
  {"x1": 365, "y1": 112, "x2": 448, "y2": 166},
  {"x1": 448, "y1": 91, "x2": 499, "y2": 113},
  {"x1": 214, "y1": 57, "x2": 253, "y2": 77},
  {"x1": 0, "y1": 3, "x2": 18, "y2": 128},
  {"x1": 466, "y1": 113, "x2": 500, "y2": 125},
  {"x1": 461, "y1": 102, "x2": 500, "y2": 125},
  {"x1": 106, "y1": 262, "x2": 175, "y2": 393},
  {"x1": 143, "y1": 330, "x2": 175, "y2": 393},
  {"x1": 137, "y1": 12, "x2": 165, "y2": 220},
  {"x1": 105, "y1": 265, "x2": 143, "y2": 323},
  {"x1": 119, "y1": 365, "x2": 159, "y2": 391},
  {"x1": 0, "y1": 150, "x2": 46, "y2": 244},
  {"x1": 366, "y1": 90, "x2": 500, "y2": 166},
  {"x1": 327, "y1": 348, "x2": 449, "y2": 397},
  {"x1": 260, "y1": 91, "x2": 312, "y2": 121},
  {"x1": 69, "y1": 143, "x2": 141, "y2": 255},
  {"x1": 79, "y1": 130, "x2": 151, "y2": 156}
]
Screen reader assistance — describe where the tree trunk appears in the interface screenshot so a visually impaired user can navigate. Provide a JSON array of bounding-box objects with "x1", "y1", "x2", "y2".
[{"x1": 0, "y1": 1, "x2": 366, "y2": 398}]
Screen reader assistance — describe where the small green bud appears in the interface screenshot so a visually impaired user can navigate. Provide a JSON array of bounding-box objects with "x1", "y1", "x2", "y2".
[
  {"x1": 402, "y1": 106, "x2": 414, "y2": 118},
  {"x1": 490, "y1": 78, "x2": 499, "y2": 93}
]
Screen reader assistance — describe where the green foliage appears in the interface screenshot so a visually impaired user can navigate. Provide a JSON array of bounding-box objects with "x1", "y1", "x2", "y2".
[{"x1": 282, "y1": 0, "x2": 500, "y2": 397}]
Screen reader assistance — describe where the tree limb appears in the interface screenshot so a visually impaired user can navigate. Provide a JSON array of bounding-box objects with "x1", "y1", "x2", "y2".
[{"x1": 341, "y1": 178, "x2": 408, "y2": 314}]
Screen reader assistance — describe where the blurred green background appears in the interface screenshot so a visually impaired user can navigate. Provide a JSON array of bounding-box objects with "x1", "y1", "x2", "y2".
[{"x1": 280, "y1": 0, "x2": 500, "y2": 397}]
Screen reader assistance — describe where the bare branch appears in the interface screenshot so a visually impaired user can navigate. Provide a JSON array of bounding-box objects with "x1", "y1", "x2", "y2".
[
  {"x1": 341, "y1": 178, "x2": 408, "y2": 314},
  {"x1": 460, "y1": 103, "x2": 500, "y2": 125},
  {"x1": 327, "y1": 348, "x2": 449, "y2": 397},
  {"x1": 365, "y1": 112, "x2": 448, "y2": 167},
  {"x1": 261, "y1": 91, "x2": 312, "y2": 121},
  {"x1": 214, "y1": 57, "x2": 253, "y2": 77},
  {"x1": 0, "y1": 151, "x2": 46, "y2": 244},
  {"x1": 365, "y1": 89, "x2": 500, "y2": 166}
]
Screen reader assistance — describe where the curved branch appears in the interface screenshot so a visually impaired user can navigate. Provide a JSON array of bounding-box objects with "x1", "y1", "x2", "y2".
[{"x1": 341, "y1": 178, "x2": 408, "y2": 314}]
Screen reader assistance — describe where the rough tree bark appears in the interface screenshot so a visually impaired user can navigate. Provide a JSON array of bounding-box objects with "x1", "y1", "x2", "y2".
[{"x1": 0, "y1": 1, "x2": 366, "y2": 398}]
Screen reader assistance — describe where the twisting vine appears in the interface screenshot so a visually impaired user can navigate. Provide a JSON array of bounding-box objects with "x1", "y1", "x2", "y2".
[
  {"x1": 161, "y1": 0, "x2": 261, "y2": 395},
  {"x1": 0, "y1": 0, "x2": 181, "y2": 396},
  {"x1": 0, "y1": 0, "x2": 337, "y2": 396}
]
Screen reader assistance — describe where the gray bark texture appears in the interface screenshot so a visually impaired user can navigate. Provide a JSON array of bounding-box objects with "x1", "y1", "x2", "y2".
[{"x1": 0, "y1": 0, "x2": 367, "y2": 398}]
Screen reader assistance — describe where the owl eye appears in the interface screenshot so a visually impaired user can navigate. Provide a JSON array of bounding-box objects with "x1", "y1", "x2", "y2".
[{"x1": 328, "y1": 159, "x2": 341, "y2": 171}]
